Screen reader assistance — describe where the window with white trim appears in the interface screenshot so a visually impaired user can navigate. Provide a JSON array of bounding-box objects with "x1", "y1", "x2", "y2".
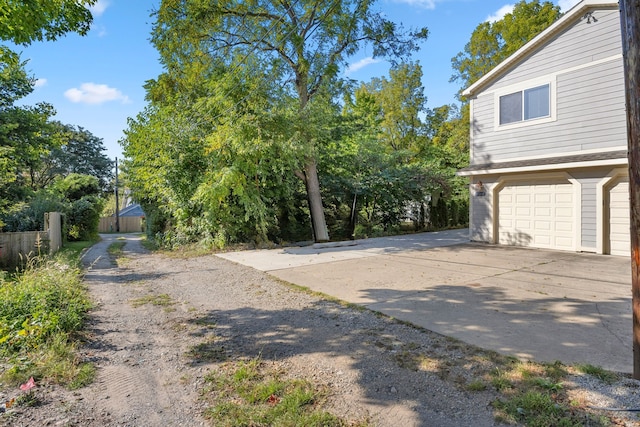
[{"x1": 499, "y1": 84, "x2": 550, "y2": 125}]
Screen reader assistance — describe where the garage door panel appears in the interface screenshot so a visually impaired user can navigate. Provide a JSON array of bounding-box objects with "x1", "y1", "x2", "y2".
[
  {"x1": 555, "y1": 207, "x2": 572, "y2": 218},
  {"x1": 535, "y1": 221, "x2": 551, "y2": 231},
  {"x1": 499, "y1": 181, "x2": 575, "y2": 251},
  {"x1": 555, "y1": 221, "x2": 573, "y2": 232},
  {"x1": 534, "y1": 235, "x2": 551, "y2": 245},
  {"x1": 535, "y1": 194, "x2": 551, "y2": 203}
]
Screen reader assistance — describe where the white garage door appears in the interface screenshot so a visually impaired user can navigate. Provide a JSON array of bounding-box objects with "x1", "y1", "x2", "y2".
[
  {"x1": 608, "y1": 177, "x2": 630, "y2": 256},
  {"x1": 498, "y1": 181, "x2": 575, "y2": 250}
]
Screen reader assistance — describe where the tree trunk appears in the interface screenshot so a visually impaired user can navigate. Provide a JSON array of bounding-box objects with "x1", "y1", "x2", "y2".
[
  {"x1": 348, "y1": 192, "x2": 358, "y2": 239},
  {"x1": 304, "y1": 159, "x2": 329, "y2": 242},
  {"x1": 619, "y1": 0, "x2": 640, "y2": 379}
]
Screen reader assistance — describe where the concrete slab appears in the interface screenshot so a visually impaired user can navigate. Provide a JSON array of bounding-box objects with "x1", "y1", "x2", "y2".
[
  {"x1": 217, "y1": 230, "x2": 633, "y2": 373},
  {"x1": 218, "y1": 228, "x2": 469, "y2": 271}
]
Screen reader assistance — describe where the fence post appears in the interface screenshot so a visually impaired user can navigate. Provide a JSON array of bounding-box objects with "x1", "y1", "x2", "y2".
[{"x1": 46, "y1": 212, "x2": 62, "y2": 254}]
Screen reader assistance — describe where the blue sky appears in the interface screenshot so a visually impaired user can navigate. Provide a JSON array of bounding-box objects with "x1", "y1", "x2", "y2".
[{"x1": 12, "y1": 0, "x2": 581, "y2": 161}]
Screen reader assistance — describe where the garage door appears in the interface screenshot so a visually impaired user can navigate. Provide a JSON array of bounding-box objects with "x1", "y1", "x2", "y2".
[
  {"x1": 608, "y1": 177, "x2": 630, "y2": 256},
  {"x1": 498, "y1": 181, "x2": 574, "y2": 250}
]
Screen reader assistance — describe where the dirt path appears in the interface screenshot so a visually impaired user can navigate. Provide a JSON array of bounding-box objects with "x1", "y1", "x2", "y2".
[{"x1": 3, "y1": 234, "x2": 639, "y2": 426}]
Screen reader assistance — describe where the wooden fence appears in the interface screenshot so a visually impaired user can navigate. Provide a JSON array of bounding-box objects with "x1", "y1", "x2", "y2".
[
  {"x1": 98, "y1": 216, "x2": 144, "y2": 233},
  {"x1": 0, "y1": 212, "x2": 63, "y2": 269}
]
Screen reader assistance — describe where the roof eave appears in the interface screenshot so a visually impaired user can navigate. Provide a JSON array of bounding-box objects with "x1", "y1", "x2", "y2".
[{"x1": 462, "y1": 0, "x2": 619, "y2": 98}]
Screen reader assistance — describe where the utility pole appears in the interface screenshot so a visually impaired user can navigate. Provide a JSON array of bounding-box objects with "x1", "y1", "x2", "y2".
[
  {"x1": 115, "y1": 157, "x2": 120, "y2": 233},
  {"x1": 619, "y1": 0, "x2": 640, "y2": 379}
]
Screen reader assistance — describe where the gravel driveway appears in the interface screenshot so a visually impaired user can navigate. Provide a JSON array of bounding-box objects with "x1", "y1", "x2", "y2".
[{"x1": 2, "y1": 233, "x2": 639, "y2": 426}]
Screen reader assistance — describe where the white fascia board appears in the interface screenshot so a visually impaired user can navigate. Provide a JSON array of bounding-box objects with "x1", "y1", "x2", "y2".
[
  {"x1": 462, "y1": 0, "x2": 619, "y2": 98},
  {"x1": 457, "y1": 157, "x2": 628, "y2": 176}
]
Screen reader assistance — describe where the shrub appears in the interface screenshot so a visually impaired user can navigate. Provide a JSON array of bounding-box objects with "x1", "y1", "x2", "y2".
[{"x1": 0, "y1": 256, "x2": 92, "y2": 356}]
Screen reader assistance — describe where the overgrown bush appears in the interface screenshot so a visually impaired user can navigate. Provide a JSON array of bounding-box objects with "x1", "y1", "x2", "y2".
[
  {"x1": 0, "y1": 256, "x2": 88, "y2": 379},
  {"x1": 0, "y1": 256, "x2": 92, "y2": 356},
  {"x1": 0, "y1": 192, "x2": 66, "y2": 232},
  {"x1": 0, "y1": 250, "x2": 94, "y2": 387},
  {"x1": 65, "y1": 196, "x2": 104, "y2": 241}
]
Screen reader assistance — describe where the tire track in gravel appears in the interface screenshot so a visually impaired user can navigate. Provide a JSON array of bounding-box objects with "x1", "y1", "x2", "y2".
[
  {"x1": 78, "y1": 234, "x2": 501, "y2": 427},
  {"x1": 79, "y1": 234, "x2": 209, "y2": 427}
]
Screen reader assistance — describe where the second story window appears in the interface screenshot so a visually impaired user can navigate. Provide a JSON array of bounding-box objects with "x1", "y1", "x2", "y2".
[{"x1": 499, "y1": 84, "x2": 550, "y2": 125}]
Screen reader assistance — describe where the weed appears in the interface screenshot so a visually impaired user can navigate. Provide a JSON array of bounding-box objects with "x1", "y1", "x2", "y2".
[
  {"x1": 493, "y1": 391, "x2": 563, "y2": 425},
  {"x1": 140, "y1": 235, "x2": 158, "y2": 251},
  {"x1": 69, "y1": 363, "x2": 96, "y2": 389},
  {"x1": 467, "y1": 379, "x2": 487, "y2": 391},
  {"x1": 202, "y1": 358, "x2": 364, "y2": 426},
  {"x1": 575, "y1": 364, "x2": 619, "y2": 384},
  {"x1": 130, "y1": 293, "x2": 176, "y2": 309},
  {"x1": 187, "y1": 339, "x2": 228, "y2": 362},
  {"x1": 15, "y1": 390, "x2": 39, "y2": 407},
  {"x1": 0, "y1": 252, "x2": 94, "y2": 389},
  {"x1": 107, "y1": 241, "x2": 126, "y2": 258},
  {"x1": 491, "y1": 368, "x2": 513, "y2": 391}
]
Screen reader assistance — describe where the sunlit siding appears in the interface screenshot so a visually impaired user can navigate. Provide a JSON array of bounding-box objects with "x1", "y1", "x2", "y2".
[{"x1": 469, "y1": 8, "x2": 625, "y2": 165}]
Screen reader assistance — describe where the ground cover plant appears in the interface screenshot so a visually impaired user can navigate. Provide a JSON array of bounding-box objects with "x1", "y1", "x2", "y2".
[
  {"x1": 0, "y1": 245, "x2": 94, "y2": 389},
  {"x1": 202, "y1": 357, "x2": 368, "y2": 427},
  {"x1": 389, "y1": 338, "x2": 624, "y2": 426}
]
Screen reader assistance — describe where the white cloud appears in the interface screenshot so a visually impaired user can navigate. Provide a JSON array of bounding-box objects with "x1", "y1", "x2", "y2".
[
  {"x1": 33, "y1": 78, "x2": 47, "y2": 88},
  {"x1": 345, "y1": 57, "x2": 383, "y2": 76},
  {"x1": 90, "y1": 0, "x2": 110, "y2": 17},
  {"x1": 557, "y1": 0, "x2": 581, "y2": 12},
  {"x1": 64, "y1": 83, "x2": 131, "y2": 105},
  {"x1": 486, "y1": 4, "x2": 514, "y2": 23},
  {"x1": 391, "y1": 0, "x2": 436, "y2": 9},
  {"x1": 94, "y1": 24, "x2": 108, "y2": 37}
]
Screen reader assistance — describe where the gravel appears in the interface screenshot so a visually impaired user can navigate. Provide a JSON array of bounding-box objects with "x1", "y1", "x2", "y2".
[{"x1": 1, "y1": 234, "x2": 639, "y2": 426}]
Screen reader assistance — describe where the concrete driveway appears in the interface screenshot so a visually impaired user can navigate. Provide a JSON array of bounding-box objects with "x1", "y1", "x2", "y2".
[{"x1": 218, "y1": 229, "x2": 633, "y2": 373}]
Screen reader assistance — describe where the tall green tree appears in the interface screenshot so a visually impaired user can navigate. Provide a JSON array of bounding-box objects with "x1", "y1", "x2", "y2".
[
  {"x1": 450, "y1": 0, "x2": 561, "y2": 90},
  {"x1": 364, "y1": 62, "x2": 427, "y2": 152},
  {"x1": 151, "y1": 0, "x2": 428, "y2": 242},
  {"x1": 0, "y1": 0, "x2": 96, "y2": 45},
  {"x1": 36, "y1": 122, "x2": 114, "y2": 190},
  {"x1": 320, "y1": 65, "x2": 451, "y2": 238},
  {"x1": 0, "y1": 0, "x2": 98, "y2": 226}
]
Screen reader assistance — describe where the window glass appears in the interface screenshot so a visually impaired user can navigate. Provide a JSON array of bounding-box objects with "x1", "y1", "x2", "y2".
[
  {"x1": 524, "y1": 84, "x2": 550, "y2": 120},
  {"x1": 499, "y1": 92, "x2": 522, "y2": 125}
]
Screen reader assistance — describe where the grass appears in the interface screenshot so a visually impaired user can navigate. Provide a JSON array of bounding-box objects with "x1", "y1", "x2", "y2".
[
  {"x1": 201, "y1": 357, "x2": 367, "y2": 427},
  {"x1": 140, "y1": 235, "x2": 158, "y2": 251},
  {"x1": 107, "y1": 240, "x2": 126, "y2": 265},
  {"x1": 60, "y1": 240, "x2": 97, "y2": 258},
  {"x1": 380, "y1": 330, "x2": 621, "y2": 426},
  {"x1": 130, "y1": 293, "x2": 177, "y2": 311},
  {"x1": 475, "y1": 359, "x2": 614, "y2": 426},
  {"x1": 0, "y1": 248, "x2": 94, "y2": 389},
  {"x1": 575, "y1": 364, "x2": 619, "y2": 384}
]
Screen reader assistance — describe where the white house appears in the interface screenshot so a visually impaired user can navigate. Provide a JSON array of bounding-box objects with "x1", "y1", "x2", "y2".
[{"x1": 458, "y1": 0, "x2": 629, "y2": 255}]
